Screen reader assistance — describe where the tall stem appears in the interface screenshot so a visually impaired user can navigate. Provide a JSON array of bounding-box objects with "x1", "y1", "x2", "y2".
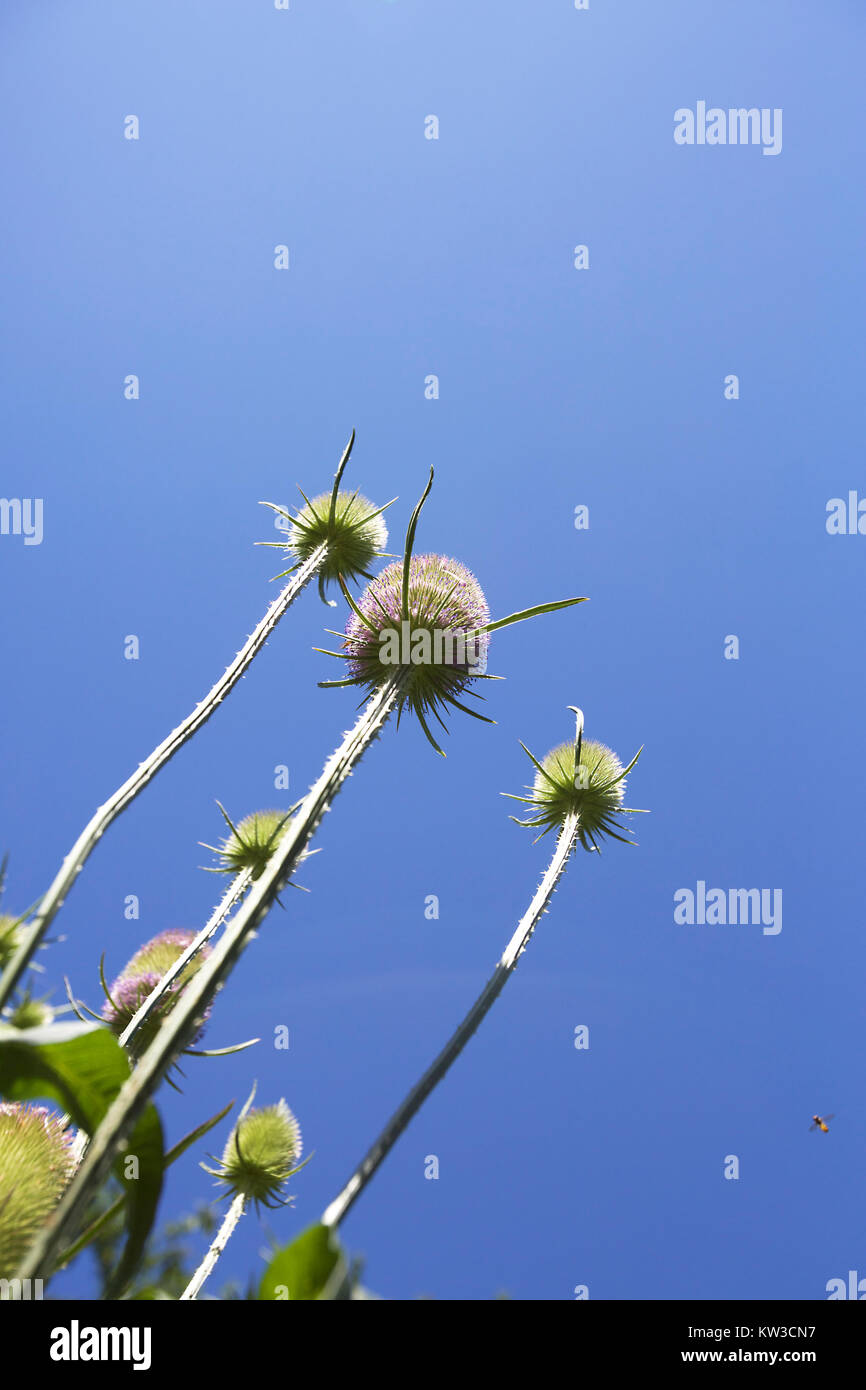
[
  {"x1": 180, "y1": 1192, "x2": 247, "y2": 1301},
  {"x1": 0, "y1": 544, "x2": 327, "y2": 1013},
  {"x1": 321, "y1": 811, "x2": 580, "y2": 1230},
  {"x1": 15, "y1": 674, "x2": 402, "y2": 1284}
]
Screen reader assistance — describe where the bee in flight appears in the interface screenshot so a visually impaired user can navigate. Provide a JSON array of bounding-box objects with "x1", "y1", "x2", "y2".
[{"x1": 810, "y1": 1113, "x2": 834, "y2": 1133}]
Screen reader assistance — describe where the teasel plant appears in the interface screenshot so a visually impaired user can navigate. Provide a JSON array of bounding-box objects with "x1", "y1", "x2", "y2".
[
  {"x1": 0, "y1": 432, "x2": 392, "y2": 1015},
  {"x1": 181, "y1": 1088, "x2": 307, "y2": 1300},
  {"x1": 14, "y1": 470, "x2": 587, "y2": 1287},
  {"x1": 320, "y1": 708, "x2": 645, "y2": 1230},
  {"x1": 101, "y1": 467, "x2": 586, "y2": 1062}
]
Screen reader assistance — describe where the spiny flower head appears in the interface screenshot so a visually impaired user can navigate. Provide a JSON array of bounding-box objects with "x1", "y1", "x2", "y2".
[
  {"x1": 202, "y1": 1096, "x2": 303, "y2": 1211},
  {"x1": 5, "y1": 990, "x2": 53, "y2": 1030},
  {"x1": 286, "y1": 490, "x2": 388, "y2": 583},
  {"x1": 101, "y1": 929, "x2": 212, "y2": 1057},
  {"x1": 343, "y1": 553, "x2": 490, "y2": 743},
  {"x1": 259, "y1": 431, "x2": 392, "y2": 601},
  {"x1": 0, "y1": 915, "x2": 24, "y2": 972},
  {"x1": 506, "y1": 708, "x2": 645, "y2": 851},
  {"x1": 320, "y1": 469, "x2": 587, "y2": 754},
  {"x1": 0, "y1": 1102, "x2": 77, "y2": 1278},
  {"x1": 204, "y1": 808, "x2": 291, "y2": 880}
]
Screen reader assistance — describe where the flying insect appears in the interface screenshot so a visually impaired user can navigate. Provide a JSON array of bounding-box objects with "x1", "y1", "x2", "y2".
[{"x1": 809, "y1": 1113, "x2": 834, "y2": 1133}]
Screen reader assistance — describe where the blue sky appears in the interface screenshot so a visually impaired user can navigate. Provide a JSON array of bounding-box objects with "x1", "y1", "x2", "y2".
[{"x1": 1, "y1": 0, "x2": 864, "y2": 1300}]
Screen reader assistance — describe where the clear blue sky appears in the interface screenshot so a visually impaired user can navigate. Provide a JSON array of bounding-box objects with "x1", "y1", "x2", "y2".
[{"x1": 1, "y1": 0, "x2": 863, "y2": 1300}]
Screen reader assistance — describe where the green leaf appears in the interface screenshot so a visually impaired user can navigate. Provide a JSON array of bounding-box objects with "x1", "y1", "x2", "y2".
[
  {"x1": 0, "y1": 1021, "x2": 164, "y2": 1294},
  {"x1": 258, "y1": 1222, "x2": 347, "y2": 1301}
]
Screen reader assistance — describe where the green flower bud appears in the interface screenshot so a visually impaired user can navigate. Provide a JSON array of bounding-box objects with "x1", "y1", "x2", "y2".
[
  {"x1": 287, "y1": 490, "x2": 388, "y2": 585},
  {"x1": 203, "y1": 1099, "x2": 303, "y2": 1211},
  {"x1": 205, "y1": 809, "x2": 291, "y2": 881},
  {"x1": 506, "y1": 710, "x2": 645, "y2": 851},
  {"x1": 259, "y1": 432, "x2": 393, "y2": 601},
  {"x1": 0, "y1": 1103, "x2": 77, "y2": 1278},
  {"x1": 0, "y1": 916, "x2": 24, "y2": 973},
  {"x1": 5, "y1": 992, "x2": 53, "y2": 1030}
]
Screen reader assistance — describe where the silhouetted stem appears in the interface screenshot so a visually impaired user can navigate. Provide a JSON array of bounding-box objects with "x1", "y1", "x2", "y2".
[
  {"x1": 321, "y1": 811, "x2": 580, "y2": 1229},
  {"x1": 0, "y1": 544, "x2": 327, "y2": 1012},
  {"x1": 180, "y1": 1192, "x2": 246, "y2": 1301}
]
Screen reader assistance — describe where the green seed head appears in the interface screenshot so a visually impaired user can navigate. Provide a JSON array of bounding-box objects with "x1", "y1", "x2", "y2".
[
  {"x1": 0, "y1": 1103, "x2": 77, "y2": 1278},
  {"x1": 6, "y1": 992, "x2": 53, "y2": 1030},
  {"x1": 209, "y1": 809, "x2": 291, "y2": 880},
  {"x1": 507, "y1": 710, "x2": 644, "y2": 851},
  {"x1": 287, "y1": 490, "x2": 388, "y2": 584},
  {"x1": 0, "y1": 915, "x2": 24, "y2": 972},
  {"x1": 259, "y1": 433, "x2": 393, "y2": 600},
  {"x1": 203, "y1": 1099, "x2": 303, "y2": 1210}
]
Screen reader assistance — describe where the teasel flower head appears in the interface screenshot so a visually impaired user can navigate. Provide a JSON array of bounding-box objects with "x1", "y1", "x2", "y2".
[
  {"x1": 202, "y1": 1090, "x2": 305, "y2": 1212},
  {"x1": 0, "y1": 1102, "x2": 78, "y2": 1278},
  {"x1": 342, "y1": 553, "x2": 490, "y2": 744},
  {"x1": 0, "y1": 911, "x2": 54, "y2": 981},
  {"x1": 319, "y1": 469, "x2": 587, "y2": 754},
  {"x1": 4, "y1": 989, "x2": 54, "y2": 1030},
  {"x1": 201, "y1": 807, "x2": 292, "y2": 881},
  {"x1": 0, "y1": 915, "x2": 24, "y2": 973},
  {"x1": 505, "y1": 707, "x2": 646, "y2": 851},
  {"x1": 258, "y1": 431, "x2": 394, "y2": 602},
  {"x1": 101, "y1": 929, "x2": 213, "y2": 1057}
]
